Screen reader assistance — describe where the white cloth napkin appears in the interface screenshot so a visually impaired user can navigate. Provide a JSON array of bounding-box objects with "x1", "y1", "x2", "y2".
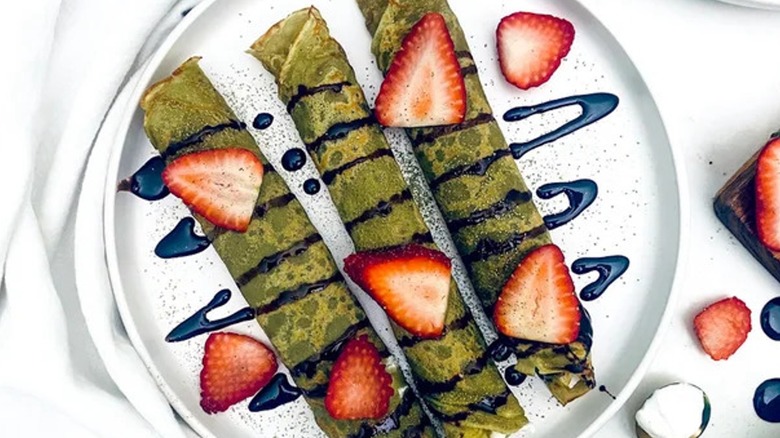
[{"x1": 0, "y1": 0, "x2": 200, "y2": 436}]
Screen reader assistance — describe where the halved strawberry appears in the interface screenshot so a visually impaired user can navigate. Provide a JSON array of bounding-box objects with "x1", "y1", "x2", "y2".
[
  {"x1": 374, "y1": 13, "x2": 466, "y2": 128},
  {"x1": 493, "y1": 244, "x2": 580, "y2": 344},
  {"x1": 325, "y1": 335, "x2": 394, "y2": 420},
  {"x1": 497, "y1": 12, "x2": 575, "y2": 90},
  {"x1": 163, "y1": 147, "x2": 264, "y2": 232},
  {"x1": 693, "y1": 297, "x2": 752, "y2": 361},
  {"x1": 756, "y1": 138, "x2": 780, "y2": 250},
  {"x1": 200, "y1": 332, "x2": 278, "y2": 413},
  {"x1": 344, "y1": 244, "x2": 451, "y2": 338}
]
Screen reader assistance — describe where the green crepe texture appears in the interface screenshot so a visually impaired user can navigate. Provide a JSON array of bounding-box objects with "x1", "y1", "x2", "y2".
[
  {"x1": 355, "y1": 0, "x2": 594, "y2": 405},
  {"x1": 250, "y1": 8, "x2": 528, "y2": 438},
  {"x1": 140, "y1": 57, "x2": 432, "y2": 438}
]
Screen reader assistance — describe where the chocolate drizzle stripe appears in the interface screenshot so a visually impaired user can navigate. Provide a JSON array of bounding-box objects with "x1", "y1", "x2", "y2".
[
  {"x1": 254, "y1": 273, "x2": 344, "y2": 315},
  {"x1": 431, "y1": 149, "x2": 512, "y2": 189},
  {"x1": 305, "y1": 115, "x2": 377, "y2": 155},
  {"x1": 349, "y1": 389, "x2": 418, "y2": 438},
  {"x1": 410, "y1": 231, "x2": 434, "y2": 245},
  {"x1": 461, "y1": 65, "x2": 478, "y2": 76},
  {"x1": 411, "y1": 113, "x2": 494, "y2": 147},
  {"x1": 287, "y1": 81, "x2": 351, "y2": 113},
  {"x1": 464, "y1": 224, "x2": 548, "y2": 263},
  {"x1": 290, "y1": 319, "x2": 371, "y2": 378},
  {"x1": 398, "y1": 312, "x2": 472, "y2": 348},
  {"x1": 162, "y1": 119, "x2": 246, "y2": 159},
  {"x1": 255, "y1": 193, "x2": 296, "y2": 219},
  {"x1": 447, "y1": 189, "x2": 532, "y2": 233},
  {"x1": 321, "y1": 149, "x2": 393, "y2": 185},
  {"x1": 344, "y1": 189, "x2": 414, "y2": 232},
  {"x1": 454, "y1": 50, "x2": 474, "y2": 61},
  {"x1": 236, "y1": 233, "x2": 323, "y2": 287},
  {"x1": 415, "y1": 352, "x2": 490, "y2": 395}
]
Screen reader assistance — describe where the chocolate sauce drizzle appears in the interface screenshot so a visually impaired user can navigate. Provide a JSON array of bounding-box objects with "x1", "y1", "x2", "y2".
[
  {"x1": 431, "y1": 149, "x2": 511, "y2": 189},
  {"x1": 255, "y1": 273, "x2": 343, "y2": 315},
  {"x1": 504, "y1": 93, "x2": 619, "y2": 159},
  {"x1": 287, "y1": 81, "x2": 351, "y2": 113},
  {"x1": 464, "y1": 225, "x2": 547, "y2": 263},
  {"x1": 416, "y1": 352, "x2": 490, "y2": 395},
  {"x1": 118, "y1": 156, "x2": 169, "y2": 200},
  {"x1": 255, "y1": 193, "x2": 296, "y2": 219},
  {"x1": 290, "y1": 319, "x2": 371, "y2": 378},
  {"x1": 321, "y1": 149, "x2": 393, "y2": 185},
  {"x1": 165, "y1": 289, "x2": 255, "y2": 342},
  {"x1": 352, "y1": 389, "x2": 418, "y2": 438},
  {"x1": 162, "y1": 119, "x2": 246, "y2": 159},
  {"x1": 447, "y1": 189, "x2": 531, "y2": 233},
  {"x1": 537, "y1": 179, "x2": 599, "y2": 230},
  {"x1": 344, "y1": 189, "x2": 414, "y2": 232},
  {"x1": 236, "y1": 233, "x2": 323, "y2": 287},
  {"x1": 754, "y1": 378, "x2": 780, "y2": 423},
  {"x1": 155, "y1": 217, "x2": 211, "y2": 259},
  {"x1": 572, "y1": 256, "x2": 630, "y2": 302},
  {"x1": 248, "y1": 373, "x2": 302, "y2": 412},
  {"x1": 410, "y1": 231, "x2": 435, "y2": 246},
  {"x1": 461, "y1": 65, "x2": 478, "y2": 76},
  {"x1": 397, "y1": 312, "x2": 471, "y2": 348},
  {"x1": 306, "y1": 115, "x2": 377, "y2": 155},
  {"x1": 411, "y1": 113, "x2": 494, "y2": 147}
]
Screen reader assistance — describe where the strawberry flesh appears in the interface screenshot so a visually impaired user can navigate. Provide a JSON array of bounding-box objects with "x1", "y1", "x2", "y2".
[
  {"x1": 344, "y1": 244, "x2": 451, "y2": 338},
  {"x1": 497, "y1": 12, "x2": 575, "y2": 90},
  {"x1": 200, "y1": 332, "x2": 278, "y2": 413},
  {"x1": 325, "y1": 335, "x2": 394, "y2": 420},
  {"x1": 694, "y1": 297, "x2": 752, "y2": 361},
  {"x1": 374, "y1": 13, "x2": 466, "y2": 128},
  {"x1": 756, "y1": 138, "x2": 780, "y2": 251},
  {"x1": 163, "y1": 147, "x2": 264, "y2": 233},
  {"x1": 493, "y1": 244, "x2": 581, "y2": 344}
]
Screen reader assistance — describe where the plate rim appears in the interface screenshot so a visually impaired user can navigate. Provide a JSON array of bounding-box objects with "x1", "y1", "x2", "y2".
[{"x1": 101, "y1": 1, "x2": 691, "y2": 437}]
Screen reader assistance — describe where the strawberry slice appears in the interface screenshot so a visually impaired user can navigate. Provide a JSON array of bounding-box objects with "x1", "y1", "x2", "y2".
[
  {"x1": 200, "y1": 332, "x2": 278, "y2": 413},
  {"x1": 325, "y1": 335, "x2": 394, "y2": 420},
  {"x1": 344, "y1": 244, "x2": 451, "y2": 338},
  {"x1": 497, "y1": 12, "x2": 575, "y2": 90},
  {"x1": 493, "y1": 244, "x2": 580, "y2": 344},
  {"x1": 756, "y1": 138, "x2": 780, "y2": 251},
  {"x1": 694, "y1": 297, "x2": 752, "y2": 361},
  {"x1": 374, "y1": 13, "x2": 466, "y2": 128},
  {"x1": 163, "y1": 147, "x2": 264, "y2": 232}
]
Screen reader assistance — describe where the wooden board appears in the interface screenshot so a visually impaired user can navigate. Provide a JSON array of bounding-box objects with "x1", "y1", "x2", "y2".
[{"x1": 714, "y1": 146, "x2": 780, "y2": 282}]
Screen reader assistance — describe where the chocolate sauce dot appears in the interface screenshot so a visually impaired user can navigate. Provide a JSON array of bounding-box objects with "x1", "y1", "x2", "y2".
[
  {"x1": 281, "y1": 148, "x2": 307, "y2": 172},
  {"x1": 761, "y1": 297, "x2": 780, "y2": 341},
  {"x1": 504, "y1": 368, "x2": 526, "y2": 386},
  {"x1": 754, "y1": 378, "x2": 780, "y2": 423},
  {"x1": 488, "y1": 340, "x2": 511, "y2": 362},
  {"x1": 303, "y1": 179, "x2": 321, "y2": 195},
  {"x1": 252, "y1": 113, "x2": 274, "y2": 130}
]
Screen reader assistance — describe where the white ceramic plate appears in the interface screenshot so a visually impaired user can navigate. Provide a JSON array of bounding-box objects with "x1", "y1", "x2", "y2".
[
  {"x1": 715, "y1": 0, "x2": 780, "y2": 9},
  {"x1": 104, "y1": 0, "x2": 687, "y2": 437}
]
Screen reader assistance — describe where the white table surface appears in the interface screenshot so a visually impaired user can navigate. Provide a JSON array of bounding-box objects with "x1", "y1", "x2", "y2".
[{"x1": 580, "y1": 0, "x2": 780, "y2": 437}]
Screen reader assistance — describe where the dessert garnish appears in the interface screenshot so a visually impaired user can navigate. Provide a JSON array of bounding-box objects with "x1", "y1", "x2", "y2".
[
  {"x1": 497, "y1": 12, "x2": 575, "y2": 90},
  {"x1": 155, "y1": 217, "x2": 211, "y2": 259},
  {"x1": 572, "y1": 256, "x2": 630, "y2": 302},
  {"x1": 635, "y1": 383, "x2": 710, "y2": 438},
  {"x1": 753, "y1": 378, "x2": 780, "y2": 423},
  {"x1": 761, "y1": 297, "x2": 780, "y2": 340},
  {"x1": 537, "y1": 179, "x2": 598, "y2": 230},
  {"x1": 693, "y1": 297, "x2": 751, "y2": 361},
  {"x1": 325, "y1": 335, "x2": 394, "y2": 420},
  {"x1": 494, "y1": 244, "x2": 581, "y2": 344},
  {"x1": 163, "y1": 147, "x2": 264, "y2": 232},
  {"x1": 755, "y1": 137, "x2": 780, "y2": 250},
  {"x1": 200, "y1": 332, "x2": 278, "y2": 413},
  {"x1": 374, "y1": 13, "x2": 466, "y2": 128},
  {"x1": 344, "y1": 244, "x2": 451, "y2": 338}
]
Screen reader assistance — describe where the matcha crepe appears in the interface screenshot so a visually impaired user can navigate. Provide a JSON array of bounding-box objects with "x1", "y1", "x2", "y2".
[
  {"x1": 355, "y1": 0, "x2": 594, "y2": 405},
  {"x1": 140, "y1": 57, "x2": 433, "y2": 438},
  {"x1": 250, "y1": 8, "x2": 527, "y2": 437}
]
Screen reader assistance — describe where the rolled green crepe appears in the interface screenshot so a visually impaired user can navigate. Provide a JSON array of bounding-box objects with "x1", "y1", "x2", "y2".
[
  {"x1": 250, "y1": 8, "x2": 527, "y2": 437},
  {"x1": 140, "y1": 57, "x2": 433, "y2": 438},
  {"x1": 355, "y1": 0, "x2": 594, "y2": 405}
]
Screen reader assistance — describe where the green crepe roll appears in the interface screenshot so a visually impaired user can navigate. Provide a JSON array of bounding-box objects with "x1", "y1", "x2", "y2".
[
  {"x1": 140, "y1": 57, "x2": 433, "y2": 438},
  {"x1": 355, "y1": 0, "x2": 594, "y2": 405},
  {"x1": 250, "y1": 8, "x2": 527, "y2": 438}
]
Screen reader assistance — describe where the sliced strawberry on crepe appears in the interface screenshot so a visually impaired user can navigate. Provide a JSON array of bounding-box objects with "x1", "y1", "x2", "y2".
[
  {"x1": 756, "y1": 138, "x2": 780, "y2": 250},
  {"x1": 200, "y1": 332, "x2": 278, "y2": 413},
  {"x1": 493, "y1": 244, "x2": 581, "y2": 344},
  {"x1": 325, "y1": 335, "x2": 394, "y2": 420},
  {"x1": 344, "y1": 244, "x2": 451, "y2": 338},
  {"x1": 163, "y1": 147, "x2": 264, "y2": 232},
  {"x1": 374, "y1": 12, "x2": 466, "y2": 128},
  {"x1": 497, "y1": 12, "x2": 575, "y2": 90},
  {"x1": 694, "y1": 297, "x2": 752, "y2": 361}
]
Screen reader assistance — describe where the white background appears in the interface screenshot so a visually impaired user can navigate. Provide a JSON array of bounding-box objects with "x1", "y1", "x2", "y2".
[{"x1": 585, "y1": 0, "x2": 780, "y2": 436}]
